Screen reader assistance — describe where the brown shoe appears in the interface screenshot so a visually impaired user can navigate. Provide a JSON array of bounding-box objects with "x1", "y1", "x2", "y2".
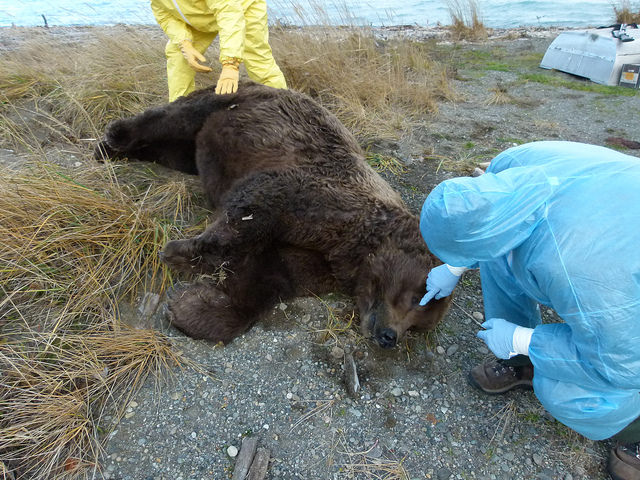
[
  {"x1": 468, "y1": 358, "x2": 534, "y2": 394},
  {"x1": 609, "y1": 443, "x2": 640, "y2": 480}
]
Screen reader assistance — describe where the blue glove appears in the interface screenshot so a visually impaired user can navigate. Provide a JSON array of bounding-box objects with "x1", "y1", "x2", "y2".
[
  {"x1": 419, "y1": 264, "x2": 461, "y2": 305},
  {"x1": 477, "y1": 318, "x2": 518, "y2": 359}
]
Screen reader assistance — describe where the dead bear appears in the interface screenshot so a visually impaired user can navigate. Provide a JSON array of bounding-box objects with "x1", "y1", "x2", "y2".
[{"x1": 96, "y1": 81, "x2": 451, "y2": 348}]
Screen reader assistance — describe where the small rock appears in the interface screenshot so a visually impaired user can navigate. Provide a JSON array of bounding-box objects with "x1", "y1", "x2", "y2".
[
  {"x1": 532, "y1": 453, "x2": 543, "y2": 466},
  {"x1": 446, "y1": 344, "x2": 458, "y2": 356},
  {"x1": 365, "y1": 443, "x2": 383, "y2": 459},
  {"x1": 436, "y1": 467, "x2": 452, "y2": 479},
  {"x1": 227, "y1": 445, "x2": 238, "y2": 457},
  {"x1": 408, "y1": 390, "x2": 419, "y2": 397},
  {"x1": 330, "y1": 346, "x2": 345, "y2": 360},
  {"x1": 137, "y1": 293, "x2": 160, "y2": 318},
  {"x1": 390, "y1": 387, "x2": 403, "y2": 397},
  {"x1": 436, "y1": 346, "x2": 445, "y2": 355},
  {"x1": 278, "y1": 303, "x2": 287, "y2": 311},
  {"x1": 472, "y1": 311, "x2": 484, "y2": 321},
  {"x1": 471, "y1": 167, "x2": 485, "y2": 177}
]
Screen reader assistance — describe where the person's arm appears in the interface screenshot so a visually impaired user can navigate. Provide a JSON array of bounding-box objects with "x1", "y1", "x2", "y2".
[
  {"x1": 530, "y1": 322, "x2": 640, "y2": 390},
  {"x1": 151, "y1": 1, "x2": 192, "y2": 44},
  {"x1": 206, "y1": 0, "x2": 245, "y2": 64}
]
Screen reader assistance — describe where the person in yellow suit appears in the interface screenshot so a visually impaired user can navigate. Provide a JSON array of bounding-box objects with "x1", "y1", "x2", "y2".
[{"x1": 151, "y1": 0, "x2": 287, "y2": 101}]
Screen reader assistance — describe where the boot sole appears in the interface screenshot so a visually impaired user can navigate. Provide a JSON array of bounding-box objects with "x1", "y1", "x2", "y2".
[{"x1": 467, "y1": 370, "x2": 533, "y2": 395}]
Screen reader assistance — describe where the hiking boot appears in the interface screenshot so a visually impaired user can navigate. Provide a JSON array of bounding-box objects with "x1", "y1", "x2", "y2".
[
  {"x1": 609, "y1": 442, "x2": 640, "y2": 480},
  {"x1": 468, "y1": 358, "x2": 533, "y2": 394}
]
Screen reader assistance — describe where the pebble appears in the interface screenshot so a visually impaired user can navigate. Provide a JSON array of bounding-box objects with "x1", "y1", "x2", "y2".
[
  {"x1": 532, "y1": 453, "x2": 543, "y2": 466},
  {"x1": 227, "y1": 446, "x2": 238, "y2": 457},
  {"x1": 391, "y1": 387, "x2": 403, "y2": 397},
  {"x1": 437, "y1": 467, "x2": 452, "y2": 479},
  {"x1": 472, "y1": 311, "x2": 484, "y2": 321},
  {"x1": 330, "y1": 346, "x2": 344, "y2": 359},
  {"x1": 446, "y1": 344, "x2": 458, "y2": 356},
  {"x1": 436, "y1": 346, "x2": 446, "y2": 355}
]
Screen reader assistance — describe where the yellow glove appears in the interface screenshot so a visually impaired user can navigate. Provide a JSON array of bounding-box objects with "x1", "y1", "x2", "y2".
[
  {"x1": 215, "y1": 62, "x2": 240, "y2": 94},
  {"x1": 179, "y1": 39, "x2": 212, "y2": 73}
]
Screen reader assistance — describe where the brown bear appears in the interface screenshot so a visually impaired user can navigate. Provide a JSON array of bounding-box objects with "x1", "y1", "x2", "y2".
[{"x1": 96, "y1": 81, "x2": 451, "y2": 348}]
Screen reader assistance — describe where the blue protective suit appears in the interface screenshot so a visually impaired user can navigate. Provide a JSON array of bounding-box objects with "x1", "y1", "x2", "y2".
[{"x1": 420, "y1": 141, "x2": 640, "y2": 440}]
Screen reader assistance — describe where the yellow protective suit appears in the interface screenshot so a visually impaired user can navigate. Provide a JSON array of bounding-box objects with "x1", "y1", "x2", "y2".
[{"x1": 151, "y1": 0, "x2": 287, "y2": 101}]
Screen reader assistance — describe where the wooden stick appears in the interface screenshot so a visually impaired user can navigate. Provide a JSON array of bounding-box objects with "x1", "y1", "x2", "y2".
[
  {"x1": 246, "y1": 448, "x2": 271, "y2": 480},
  {"x1": 231, "y1": 437, "x2": 259, "y2": 480}
]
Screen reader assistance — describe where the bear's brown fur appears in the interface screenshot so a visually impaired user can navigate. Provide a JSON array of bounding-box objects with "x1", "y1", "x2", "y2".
[{"x1": 96, "y1": 82, "x2": 451, "y2": 347}]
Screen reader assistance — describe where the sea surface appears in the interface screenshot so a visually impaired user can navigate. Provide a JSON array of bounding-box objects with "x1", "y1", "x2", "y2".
[{"x1": 0, "y1": 0, "x2": 624, "y2": 29}]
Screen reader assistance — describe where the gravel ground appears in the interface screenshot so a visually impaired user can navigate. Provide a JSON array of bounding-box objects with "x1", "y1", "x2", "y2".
[{"x1": 2, "y1": 24, "x2": 639, "y2": 480}]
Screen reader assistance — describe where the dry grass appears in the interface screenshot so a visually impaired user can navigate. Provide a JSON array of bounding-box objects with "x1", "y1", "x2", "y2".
[
  {"x1": 485, "y1": 84, "x2": 516, "y2": 106},
  {"x1": 336, "y1": 436, "x2": 410, "y2": 480},
  {"x1": 269, "y1": 23, "x2": 455, "y2": 141},
  {"x1": 0, "y1": 160, "x2": 206, "y2": 479},
  {"x1": 613, "y1": 0, "x2": 640, "y2": 23},
  {"x1": 446, "y1": 0, "x2": 488, "y2": 41},
  {"x1": 0, "y1": 325, "x2": 185, "y2": 479},
  {"x1": 0, "y1": 162, "x2": 203, "y2": 317}
]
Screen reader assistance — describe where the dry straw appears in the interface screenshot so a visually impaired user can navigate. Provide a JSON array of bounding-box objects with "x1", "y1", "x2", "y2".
[{"x1": 0, "y1": 159, "x2": 206, "y2": 478}]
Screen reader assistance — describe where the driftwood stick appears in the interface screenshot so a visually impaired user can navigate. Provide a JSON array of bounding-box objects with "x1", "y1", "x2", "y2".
[
  {"x1": 246, "y1": 447, "x2": 271, "y2": 480},
  {"x1": 231, "y1": 436, "x2": 259, "y2": 480}
]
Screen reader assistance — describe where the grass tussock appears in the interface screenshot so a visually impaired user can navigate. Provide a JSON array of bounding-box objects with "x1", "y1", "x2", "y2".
[
  {"x1": 0, "y1": 160, "x2": 206, "y2": 479},
  {"x1": 0, "y1": 27, "x2": 167, "y2": 139},
  {"x1": 0, "y1": 162, "x2": 203, "y2": 317},
  {"x1": 0, "y1": 325, "x2": 185, "y2": 479},
  {"x1": 446, "y1": 0, "x2": 488, "y2": 41},
  {"x1": 613, "y1": 0, "x2": 640, "y2": 23},
  {"x1": 269, "y1": 25, "x2": 455, "y2": 140}
]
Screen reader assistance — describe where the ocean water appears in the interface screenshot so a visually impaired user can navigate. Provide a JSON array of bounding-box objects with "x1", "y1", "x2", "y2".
[{"x1": 0, "y1": 0, "x2": 624, "y2": 29}]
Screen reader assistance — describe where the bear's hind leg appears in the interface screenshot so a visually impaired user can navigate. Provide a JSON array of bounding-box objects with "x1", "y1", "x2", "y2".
[{"x1": 166, "y1": 283, "x2": 253, "y2": 344}]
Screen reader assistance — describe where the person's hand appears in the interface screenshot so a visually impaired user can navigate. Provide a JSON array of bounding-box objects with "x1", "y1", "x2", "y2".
[
  {"x1": 180, "y1": 40, "x2": 213, "y2": 73},
  {"x1": 477, "y1": 318, "x2": 518, "y2": 359},
  {"x1": 419, "y1": 264, "x2": 462, "y2": 305},
  {"x1": 215, "y1": 63, "x2": 240, "y2": 94}
]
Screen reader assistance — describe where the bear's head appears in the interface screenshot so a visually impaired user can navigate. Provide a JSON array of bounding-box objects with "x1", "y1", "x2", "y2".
[{"x1": 355, "y1": 249, "x2": 451, "y2": 348}]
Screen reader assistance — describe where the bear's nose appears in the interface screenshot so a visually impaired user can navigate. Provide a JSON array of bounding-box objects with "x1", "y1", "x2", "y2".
[{"x1": 377, "y1": 328, "x2": 397, "y2": 348}]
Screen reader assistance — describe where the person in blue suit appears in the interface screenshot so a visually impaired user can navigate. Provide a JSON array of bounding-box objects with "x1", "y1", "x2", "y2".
[{"x1": 419, "y1": 141, "x2": 640, "y2": 480}]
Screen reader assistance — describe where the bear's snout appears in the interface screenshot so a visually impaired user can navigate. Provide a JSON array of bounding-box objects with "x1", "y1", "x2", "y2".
[{"x1": 375, "y1": 328, "x2": 398, "y2": 349}]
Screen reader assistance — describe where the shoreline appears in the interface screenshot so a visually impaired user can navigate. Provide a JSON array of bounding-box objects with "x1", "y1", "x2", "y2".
[{"x1": 0, "y1": 22, "x2": 575, "y2": 55}]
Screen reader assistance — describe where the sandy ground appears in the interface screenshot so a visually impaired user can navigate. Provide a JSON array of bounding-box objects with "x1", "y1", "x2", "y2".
[{"x1": 1, "y1": 24, "x2": 640, "y2": 480}]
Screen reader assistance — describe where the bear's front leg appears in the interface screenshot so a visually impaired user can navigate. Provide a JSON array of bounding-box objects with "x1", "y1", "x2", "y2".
[
  {"x1": 161, "y1": 218, "x2": 237, "y2": 274},
  {"x1": 160, "y1": 237, "x2": 204, "y2": 273}
]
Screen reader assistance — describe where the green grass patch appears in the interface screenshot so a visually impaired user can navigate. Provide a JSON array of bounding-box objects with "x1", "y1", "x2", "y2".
[{"x1": 521, "y1": 73, "x2": 638, "y2": 96}]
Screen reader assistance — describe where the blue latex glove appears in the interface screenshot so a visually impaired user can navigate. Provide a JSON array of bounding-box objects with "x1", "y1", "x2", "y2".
[
  {"x1": 419, "y1": 264, "x2": 461, "y2": 305},
  {"x1": 477, "y1": 318, "x2": 518, "y2": 359}
]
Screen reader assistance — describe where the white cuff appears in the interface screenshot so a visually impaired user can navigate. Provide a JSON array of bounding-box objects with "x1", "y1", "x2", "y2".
[
  {"x1": 445, "y1": 264, "x2": 468, "y2": 277},
  {"x1": 512, "y1": 326, "x2": 534, "y2": 356}
]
